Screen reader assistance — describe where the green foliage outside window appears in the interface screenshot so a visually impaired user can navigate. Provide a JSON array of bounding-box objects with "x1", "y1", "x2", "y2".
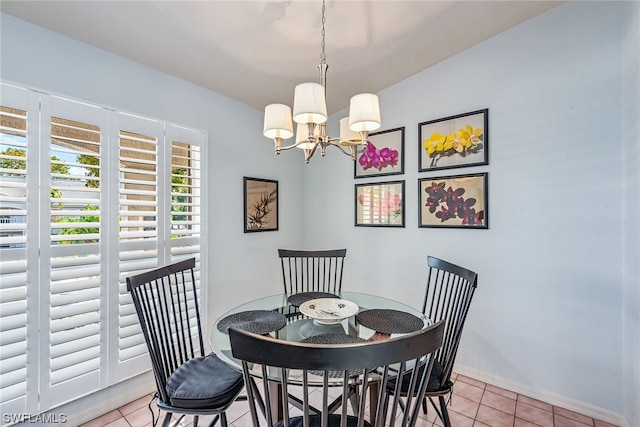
[
  {"x1": 54, "y1": 205, "x2": 100, "y2": 244},
  {"x1": 0, "y1": 147, "x2": 70, "y2": 176},
  {"x1": 1, "y1": 148, "x2": 191, "y2": 244}
]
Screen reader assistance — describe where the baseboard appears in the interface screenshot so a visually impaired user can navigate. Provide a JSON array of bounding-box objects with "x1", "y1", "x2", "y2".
[{"x1": 454, "y1": 364, "x2": 628, "y2": 427}]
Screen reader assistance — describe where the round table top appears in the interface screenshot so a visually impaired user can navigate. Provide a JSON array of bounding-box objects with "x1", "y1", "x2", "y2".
[{"x1": 209, "y1": 291, "x2": 430, "y2": 377}]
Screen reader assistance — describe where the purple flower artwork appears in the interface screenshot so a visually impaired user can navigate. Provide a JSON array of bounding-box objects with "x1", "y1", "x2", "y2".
[
  {"x1": 419, "y1": 173, "x2": 488, "y2": 229},
  {"x1": 424, "y1": 182, "x2": 484, "y2": 226},
  {"x1": 358, "y1": 141, "x2": 399, "y2": 171}
]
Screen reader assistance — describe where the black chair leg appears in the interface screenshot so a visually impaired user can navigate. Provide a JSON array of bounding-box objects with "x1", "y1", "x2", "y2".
[
  {"x1": 205, "y1": 414, "x2": 220, "y2": 427},
  {"x1": 193, "y1": 415, "x2": 199, "y2": 427},
  {"x1": 438, "y1": 395, "x2": 451, "y2": 427},
  {"x1": 348, "y1": 385, "x2": 360, "y2": 415},
  {"x1": 421, "y1": 397, "x2": 428, "y2": 414},
  {"x1": 161, "y1": 412, "x2": 173, "y2": 427}
]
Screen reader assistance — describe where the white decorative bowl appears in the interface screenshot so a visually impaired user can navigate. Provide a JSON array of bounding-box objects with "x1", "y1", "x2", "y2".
[{"x1": 299, "y1": 298, "x2": 359, "y2": 325}]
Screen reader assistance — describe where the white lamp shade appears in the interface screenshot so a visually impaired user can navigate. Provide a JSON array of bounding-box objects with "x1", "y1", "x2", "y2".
[
  {"x1": 293, "y1": 83, "x2": 328, "y2": 125},
  {"x1": 295, "y1": 124, "x2": 318, "y2": 150},
  {"x1": 340, "y1": 117, "x2": 361, "y2": 143},
  {"x1": 348, "y1": 93, "x2": 381, "y2": 132},
  {"x1": 264, "y1": 104, "x2": 293, "y2": 139}
]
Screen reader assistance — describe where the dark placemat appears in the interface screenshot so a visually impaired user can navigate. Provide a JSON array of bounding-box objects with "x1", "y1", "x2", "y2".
[
  {"x1": 300, "y1": 333, "x2": 366, "y2": 345},
  {"x1": 217, "y1": 310, "x2": 287, "y2": 335},
  {"x1": 288, "y1": 291, "x2": 339, "y2": 307},
  {"x1": 300, "y1": 334, "x2": 367, "y2": 378},
  {"x1": 356, "y1": 309, "x2": 424, "y2": 334}
]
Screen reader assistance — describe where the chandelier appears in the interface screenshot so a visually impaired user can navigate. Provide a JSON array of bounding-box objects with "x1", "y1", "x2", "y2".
[{"x1": 262, "y1": 0, "x2": 382, "y2": 164}]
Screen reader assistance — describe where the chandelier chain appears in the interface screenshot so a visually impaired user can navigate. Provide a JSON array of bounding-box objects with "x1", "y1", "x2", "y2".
[{"x1": 320, "y1": 0, "x2": 326, "y2": 65}]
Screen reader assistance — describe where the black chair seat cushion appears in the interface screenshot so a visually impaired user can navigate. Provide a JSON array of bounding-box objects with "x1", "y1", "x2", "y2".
[
  {"x1": 275, "y1": 414, "x2": 373, "y2": 427},
  {"x1": 166, "y1": 353, "x2": 244, "y2": 409},
  {"x1": 387, "y1": 359, "x2": 447, "y2": 394}
]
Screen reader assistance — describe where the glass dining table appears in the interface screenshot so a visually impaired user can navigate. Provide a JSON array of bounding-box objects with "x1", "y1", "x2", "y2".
[{"x1": 209, "y1": 291, "x2": 430, "y2": 420}]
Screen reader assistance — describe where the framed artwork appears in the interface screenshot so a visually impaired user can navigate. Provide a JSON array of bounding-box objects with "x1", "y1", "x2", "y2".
[
  {"x1": 418, "y1": 173, "x2": 488, "y2": 229},
  {"x1": 418, "y1": 109, "x2": 488, "y2": 172},
  {"x1": 354, "y1": 127, "x2": 404, "y2": 179},
  {"x1": 355, "y1": 180, "x2": 405, "y2": 227},
  {"x1": 243, "y1": 177, "x2": 278, "y2": 232}
]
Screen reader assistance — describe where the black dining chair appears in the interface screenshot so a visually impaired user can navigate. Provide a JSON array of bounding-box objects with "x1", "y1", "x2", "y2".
[
  {"x1": 278, "y1": 248, "x2": 347, "y2": 294},
  {"x1": 229, "y1": 320, "x2": 446, "y2": 427},
  {"x1": 386, "y1": 256, "x2": 478, "y2": 427},
  {"x1": 126, "y1": 258, "x2": 245, "y2": 427}
]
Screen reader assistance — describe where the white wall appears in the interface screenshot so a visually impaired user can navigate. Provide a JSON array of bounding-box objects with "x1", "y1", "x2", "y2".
[
  {"x1": 622, "y1": 1, "x2": 640, "y2": 426},
  {"x1": 306, "y1": 1, "x2": 627, "y2": 422}
]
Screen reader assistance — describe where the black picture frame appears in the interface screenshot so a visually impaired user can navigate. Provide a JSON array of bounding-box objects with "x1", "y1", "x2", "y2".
[
  {"x1": 243, "y1": 177, "x2": 278, "y2": 232},
  {"x1": 354, "y1": 127, "x2": 405, "y2": 179},
  {"x1": 418, "y1": 172, "x2": 488, "y2": 229},
  {"x1": 355, "y1": 180, "x2": 405, "y2": 227},
  {"x1": 418, "y1": 109, "x2": 488, "y2": 172}
]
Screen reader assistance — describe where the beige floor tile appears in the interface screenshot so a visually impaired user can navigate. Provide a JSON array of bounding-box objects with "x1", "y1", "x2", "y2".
[
  {"x1": 553, "y1": 407, "x2": 594, "y2": 426},
  {"x1": 232, "y1": 413, "x2": 261, "y2": 427},
  {"x1": 415, "y1": 406, "x2": 440, "y2": 424},
  {"x1": 103, "y1": 418, "x2": 131, "y2": 427},
  {"x1": 124, "y1": 405, "x2": 156, "y2": 427},
  {"x1": 515, "y1": 401, "x2": 554, "y2": 427},
  {"x1": 475, "y1": 404, "x2": 515, "y2": 427},
  {"x1": 118, "y1": 394, "x2": 155, "y2": 416},
  {"x1": 514, "y1": 418, "x2": 543, "y2": 427},
  {"x1": 485, "y1": 384, "x2": 518, "y2": 400},
  {"x1": 79, "y1": 410, "x2": 122, "y2": 427},
  {"x1": 453, "y1": 381, "x2": 485, "y2": 403},
  {"x1": 456, "y1": 375, "x2": 487, "y2": 390},
  {"x1": 432, "y1": 410, "x2": 475, "y2": 427},
  {"x1": 225, "y1": 399, "x2": 252, "y2": 422},
  {"x1": 447, "y1": 394, "x2": 480, "y2": 419},
  {"x1": 594, "y1": 419, "x2": 618, "y2": 427},
  {"x1": 480, "y1": 390, "x2": 516, "y2": 415},
  {"x1": 413, "y1": 415, "x2": 436, "y2": 427},
  {"x1": 517, "y1": 395, "x2": 553, "y2": 412},
  {"x1": 554, "y1": 414, "x2": 595, "y2": 427}
]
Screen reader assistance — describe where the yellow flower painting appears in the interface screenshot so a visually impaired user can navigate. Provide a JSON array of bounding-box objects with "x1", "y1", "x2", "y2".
[{"x1": 419, "y1": 109, "x2": 488, "y2": 171}]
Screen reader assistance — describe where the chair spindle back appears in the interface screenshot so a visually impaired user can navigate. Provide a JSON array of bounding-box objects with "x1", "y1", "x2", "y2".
[{"x1": 278, "y1": 248, "x2": 347, "y2": 294}]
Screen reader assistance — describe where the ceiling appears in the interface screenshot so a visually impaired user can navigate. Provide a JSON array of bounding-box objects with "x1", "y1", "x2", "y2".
[{"x1": 1, "y1": 0, "x2": 562, "y2": 114}]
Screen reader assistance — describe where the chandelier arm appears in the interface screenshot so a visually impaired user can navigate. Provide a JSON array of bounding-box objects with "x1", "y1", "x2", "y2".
[
  {"x1": 325, "y1": 141, "x2": 357, "y2": 160},
  {"x1": 275, "y1": 140, "x2": 313, "y2": 152}
]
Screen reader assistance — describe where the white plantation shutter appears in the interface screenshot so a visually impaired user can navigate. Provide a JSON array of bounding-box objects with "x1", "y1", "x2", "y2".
[
  {"x1": 0, "y1": 83, "x2": 207, "y2": 419},
  {"x1": 168, "y1": 125, "x2": 205, "y2": 340},
  {"x1": 0, "y1": 84, "x2": 38, "y2": 416},
  {"x1": 42, "y1": 95, "x2": 110, "y2": 409},
  {"x1": 114, "y1": 114, "x2": 164, "y2": 380}
]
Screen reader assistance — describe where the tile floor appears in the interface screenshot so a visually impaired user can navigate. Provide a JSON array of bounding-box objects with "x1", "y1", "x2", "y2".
[{"x1": 80, "y1": 373, "x2": 618, "y2": 427}]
